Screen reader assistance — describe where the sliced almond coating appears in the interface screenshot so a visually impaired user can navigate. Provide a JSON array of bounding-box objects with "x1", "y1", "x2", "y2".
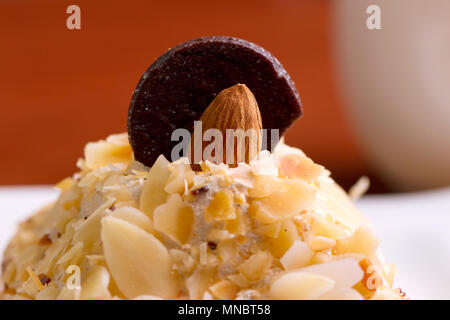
[
  {"x1": 239, "y1": 251, "x2": 272, "y2": 281},
  {"x1": 80, "y1": 265, "x2": 111, "y2": 300},
  {"x1": 270, "y1": 272, "x2": 335, "y2": 300},
  {"x1": 248, "y1": 175, "x2": 280, "y2": 198},
  {"x1": 186, "y1": 267, "x2": 216, "y2": 300},
  {"x1": 315, "y1": 178, "x2": 365, "y2": 232},
  {"x1": 295, "y1": 258, "x2": 364, "y2": 288},
  {"x1": 84, "y1": 140, "x2": 132, "y2": 170},
  {"x1": 225, "y1": 207, "x2": 247, "y2": 235},
  {"x1": 57, "y1": 286, "x2": 81, "y2": 300},
  {"x1": 35, "y1": 285, "x2": 59, "y2": 300},
  {"x1": 256, "y1": 222, "x2": 282, "y2": 238},
  {"x1": 217, "y1": 239, "x2": 237, "y2": 263},
  {"x1": 268, "y1": 220, "x2": 298, "y2": 258},
  {"x1": 57, "y1": 242, "x2": 84, "y2": 266},
  {"x1": 280, "y1": 153, "x2": 324, "y2": 182},
  {"x1": 280, "y1": 240, "x2": 314, "y2": 270},
  {"x1": 249, "y1": 179, "x2": 315, "y2": 224},
  {"x1": 153, "y1": 194, "x2": 194, "y2": 244},
  {"x1": 319, "y1": 288, "x2": 363, "y2": 300},
  {"x1": 308, "y1": 236, "x2": 336, "y2": 251},
  {"x1": 110, "y1": 206, "x2": 153, "y2": 234},
  {"x1": 334, "y1": 225, "x2": 380, "y2": 257},
  {"x1": 101, "y1": 216, "x2": 177, "y2": 299},
  {"x1": 165, "y1": 163, "x2": 195, "y2": 194},
  {"x1": 73, "y1": 198, "x2": 114, "y2": 250},
  {"x1": 139, "y1": 155, "x2": 171, "y2": 218},
  {"x1": 209, "y1": 279, "x2": 239, "y2": 300},
  {"x1": 309, "y1": 212, "x2": 347, "y2": 239},
  {"x1": 370, "y1": 289, "x2": 402, "y2": 300},
  {"x1": 204, "y1": 189, "x2": 236, "y2": 222},
  {"x1": 132, "y1": 295, "x2": 164, "y2": 300}
]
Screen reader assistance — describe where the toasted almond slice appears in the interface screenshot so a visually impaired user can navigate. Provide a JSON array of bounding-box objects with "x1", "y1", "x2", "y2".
[
  {"x1": 280, "y1": 153, "x2": 324, "y2": 182},
  {"x1": 132, "y1": 295, "x2": 164, "y2": 300},
  {"x1": 80, "y1": 265, "x2": 111, "y2": 300},
  {"x1": 110, "y1": 206, "x2": 153, "y2": 234},
  {"x1": 294, "y1": 258, "x2": 363, "y2": 288},
  {"x1": 186, "y1": 267, "x2": 216, "y2": 300},
  {"x1": 84, "y1": 140, "x2": 132, "y2": 170},
  {"x1": 308, "y1": 236, "x2": 336, "y2": 251},
  {"x1": 204, "y1": 189, "x2": 236, "y2": 222},
  {"x1": 334, "y1": 225, "x2": 380, "y2": 257},
  {"x1": 165, "y1": 163, "x2": 195, "y2": 194},
  {"x1": 268, "y1": 220, "x2": 298, "y2": 258},
  {"x1": 315, "y1": 178, "x2": 365, "y2": 232},
  {"x1": 370, "y1": 289, "x2": 402, "y2": 300},
  {"x1": 139, "y1": 155, "x2": 171, "y2": 218},
  {"x1": 270, "y1": 272, "x2": 335, "y2": 300},
  {"x1": 239, "y1": 251, "x2": 272, "y2": 281},
  {"x1": 56, "y1": 286, "x2": 81, "y2": 300},
  {"x1": 319, "y1": 287, "x2": 363, "y2": 300},
  {"x1": 153, "y1": 194, "x2": 194, "y2": 244},
  {"x1": 249, "y1": 179, "x2": 315, "y2": 224},
  {"x1": 209, "y1": 280, "x2": 239, "y2": 300},
  {"x1": 280, "y1": 240, "x2": 314, "y2": 270},
  {"x1": 248, "y1": 175, "x2": 280, "y2": 198},
  {"x1": 73, "y1": 198, "x2": 114, "y2": 249},
  {"x1": 101, "y1": 216, "x2": 177, "y2": 299}
]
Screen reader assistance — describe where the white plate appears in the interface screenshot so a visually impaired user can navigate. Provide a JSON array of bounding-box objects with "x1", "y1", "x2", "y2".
[{"x1": 1, "y1": 186, "x2": 449, "y2": 299}]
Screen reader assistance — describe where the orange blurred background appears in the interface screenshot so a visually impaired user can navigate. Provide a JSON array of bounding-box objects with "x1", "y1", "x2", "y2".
[{"x1": 0, "y1": 0, "x2": 383, "y2": 191}]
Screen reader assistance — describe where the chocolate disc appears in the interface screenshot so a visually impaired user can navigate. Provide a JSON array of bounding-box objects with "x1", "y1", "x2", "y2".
[{"x1": 128, "y1": 36, "x2": 302, "y2": 167}]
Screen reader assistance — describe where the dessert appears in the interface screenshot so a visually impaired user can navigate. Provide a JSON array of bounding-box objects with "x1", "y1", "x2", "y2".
[{"x1": 0, "y1": 37, "x2": 405, "y2": 300}]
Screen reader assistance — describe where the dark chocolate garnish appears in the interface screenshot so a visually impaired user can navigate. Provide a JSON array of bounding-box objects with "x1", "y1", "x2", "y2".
[{"x1": 128, "y1": 36, "x2": 302, "y2": 167}]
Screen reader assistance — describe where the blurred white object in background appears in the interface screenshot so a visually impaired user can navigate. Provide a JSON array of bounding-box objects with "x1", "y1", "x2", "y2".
[{"x1": 333, "y1": 0, "x2": 450, "y2": 191}]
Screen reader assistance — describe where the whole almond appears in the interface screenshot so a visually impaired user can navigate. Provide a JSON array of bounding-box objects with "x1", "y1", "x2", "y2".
[{"x1": 190, "y1": 84, "x2": 262, "y2": 168}]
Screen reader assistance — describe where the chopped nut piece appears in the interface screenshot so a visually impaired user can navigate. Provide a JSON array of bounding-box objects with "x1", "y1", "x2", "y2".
[
  {"x1": 280, "y1": 153, "x2": 324, "y2": 182},
  {"x1": 248, "y1": 175, "x2": 279, "y2": 198},
  {"x1": 280, "y1": 240, "x2": 313, "y2": 270},
  {"x1": 256, "y1": 222, "x2": 282, "y2": 238},
  {"x1": 268, "y1": 220, "x2": 298, "y2": 258},
  {"x1": 225, "y1": 207, "x2": 247, "y2": 235},
  {"x1": 165, "y1": 163, "x2": 195, "y2": 194},
  {"x1": 239, "y1": 251, "x2": 272, "y2": 281},
  {"x1": 153, "y1": 194, "x2": 194, "y2": 245},
  {"x1": 209, "y1": 280, "x2": 238, "y2": 300},
  {"x1": 249, "y1": 179, "x2": 315, "y2": 224},
  {"x1": 296, "y1": 258, "x2": 363, "y2": 288},
  {"x1": 308, "y1": 236, "x2": 336, "y2": 251},
  {"x1": 84, "y1": 139, "x2": 132, "y2": 170},
  {"x1": 205, "y1": 189, "x2": 236, "y2": 222},
  {"x1": 139, "y1": 155, "x2": 170, "y2": 217},
  {"x1": 319, "y1": 287, "x2": 363, "y2": 300},
  {"x1": 334, "y1": 225, "x2": 380, "y2": 257},
  {"x1": 270, "y1": 272, "x2": 334, "y2": 300}
]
